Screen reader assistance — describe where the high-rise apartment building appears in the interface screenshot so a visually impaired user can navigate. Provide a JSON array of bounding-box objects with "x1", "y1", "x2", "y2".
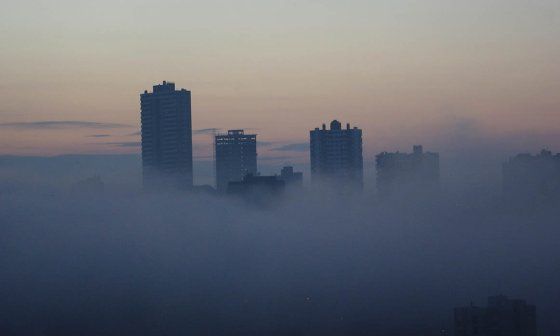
[
  {"x1": 375, "y1": 145, "x2": 439, "y2": 197},
  {"x1": 140, "y1": 81, "x2": 193, "y2": 189},
  {"x1": 309, "y1": 120, "x2": 363, "y2": 188},
  {"x1": 215, "y1": 130, "x2": 257, "y2": 192}
]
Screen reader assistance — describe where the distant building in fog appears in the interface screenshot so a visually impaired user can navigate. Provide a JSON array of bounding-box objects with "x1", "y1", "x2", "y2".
[
  {"x1": 309, "y1": 120, "x2": 363, "y2": 188},
  {"x1": 279, "y1": 166, "x2": 303, "y2": 187},
  {"x1": 503, "y1": 149, "x2": 560, "y2": 204},
  {"x1": 375, "y1": 145, "x2": 439, "y2": 197},
  {"x1": 227, "y1": 174, "x2": 285, "y2": 200},
  {"x1": 454, "y1": 295, "x2": 536, "y2": 336},
  {"x1": 140, "y1": 81, "x2": 193, "y2": 189},
  {"x1": 215, "y1": 130, "x2": 257, "y2": 193}
]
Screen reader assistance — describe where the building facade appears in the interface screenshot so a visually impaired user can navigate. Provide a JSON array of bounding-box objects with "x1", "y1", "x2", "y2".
[
  {"x1": 140, "y1": 81, "x2": 193, "y2": 189},
  {"x1": 215, "y1": 130, "x2": 257, "y2": 192},
  {"x1": 309, "y1": 120, "x2": 363, "y2": 188},
  {"x1": 375, "y1": 145, "x2": 439, "y2": 197},
  {"x1": 454, "y1": 295, "x2": 537, "y2": 336},
  {"x1": 279, "y1": 166, "x2": 303, "y2": 187},
  {"x1": 503, "y1": 149, "x2": 560, "y2": 205},
  {"x1": 227, "y1": 174, "x2": 285, "y2": 196}
]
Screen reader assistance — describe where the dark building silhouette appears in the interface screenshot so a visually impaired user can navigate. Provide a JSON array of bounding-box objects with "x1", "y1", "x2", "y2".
[
  {"x1": 215, "y1": 130, "x2": 257, "y2": 193},
  {"x1": 454, "y1": 295, "x2": 536, "y2": 336},
  {"x1": 140, "y1": 81, "x2": 193, "y2": 189},
  {"x1": 309, "y1": 120, "x2": 363, "y2": 188},
  {"x1": 503, "y1": 149, "x2": 560, "y2": 205},
  {"x1": 375, "y1": 145, "x2": 439, "y2": 197},
  {"x1": 279, "y1": 166, "x2": 303, "y2": 187},
  {"x1": 227, "y1": 174, "x2": 285, "y2": 201}
]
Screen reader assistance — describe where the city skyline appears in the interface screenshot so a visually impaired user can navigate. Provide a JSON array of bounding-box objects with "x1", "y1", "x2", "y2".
[
  {"x1": 1, "y1": 1, "x2": 560, "y2": 158},
  {"x1": 2, "y1": 2, "x2": 560, "y2": 335}
]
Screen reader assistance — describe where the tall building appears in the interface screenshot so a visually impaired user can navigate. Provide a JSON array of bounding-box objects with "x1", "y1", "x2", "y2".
[
  {"x1": 454, "y1": 295, "x2": 537, "y2": 336},
  {"x1": 503, "y1": 149, "x2": 560, "y2": 205},
  {"x1": 309, "y1": 120, "x2": 363, "y2": 188},
  {"x1": 375, "y1": 145, "x2": 439, "y2": 197},
  {"x1": 140, "y1": 81, "x2": 193, "y2": 189},
  {"x1": 215, "y1": 130, "x2": 257, "y2": 192}
]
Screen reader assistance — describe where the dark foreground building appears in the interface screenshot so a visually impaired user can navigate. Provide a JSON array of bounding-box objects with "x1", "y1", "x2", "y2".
[
  {"x1": 454, "y1": 295, "x2": 536, "y2": 336},
  {"x1": 215, "y1": 130, "x2": 258, "y2": 193},
  {"x1": 309, "y1": 120, "x2": 363, "y2": 189},
  {"x1": 375, "y1": 145, "x2": 439, "y2": 197},
  {"x1": 503, "y1": 149, "x2": 560, "y2": 205},
  {"x1": 140, "y1": 81, "x2": 193, "y2": 189}
]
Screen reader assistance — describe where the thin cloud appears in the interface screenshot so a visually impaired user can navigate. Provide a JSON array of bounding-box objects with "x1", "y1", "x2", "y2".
[
  {"x1": 193, "y1": 128, "x2": 221, "y2": 135},
  {"x1": 0, "y1": 121, "x2": 130, "y2": 130},
  {"x1": 86, "y1": 134, "x2": 111, "y2": 138},
  {"x1": 128, "y1": 129, "x2": 220, "y2": 136},
  {"x1": 194, "y1": 155, "x2": 214, "y2": 160},
  {"x1": 258, "y1": 155, "x2": 294, "y2": 161},
  {"x1": 271, "y1": 143, "x2": 308, "y2": 152},
  {"x1": 104, "y1": 141, "x2": 141, "y2": 148}
]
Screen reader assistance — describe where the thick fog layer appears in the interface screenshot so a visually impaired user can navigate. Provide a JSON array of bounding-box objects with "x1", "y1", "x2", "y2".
[{"x1": 1, "y1": 155, "x2": 559, "y2": 335}]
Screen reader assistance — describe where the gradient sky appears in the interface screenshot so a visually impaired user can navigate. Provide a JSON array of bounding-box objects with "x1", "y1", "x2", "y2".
[{"x1": 1, "y1": 0, "x2": 559, "y2": 160}]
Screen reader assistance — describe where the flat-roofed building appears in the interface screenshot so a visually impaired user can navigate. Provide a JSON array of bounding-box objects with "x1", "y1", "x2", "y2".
[
  {"x1": 309, "y1": 120, "x2": 363, "y2": 189},
  {"x1": 215, "y1": 130, "x2": 257, "y2": 193},
  {"x1": 140, "y1": 81, "x2": 193, "y2": 189}
]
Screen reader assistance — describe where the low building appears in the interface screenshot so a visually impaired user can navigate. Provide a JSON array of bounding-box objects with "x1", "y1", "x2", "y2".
[
  {"x1": 279, "y1": 166, "x2": 303, "y2": 187},
  {"x1": 454, "y1": 295, "x2": 537, "y2": 336},
  {"x1": 227, "y1": 174, "x2": 285, "y2": 200},
  {"x1": 375, "y1": 145, "x2": 439, "y2": 197}
]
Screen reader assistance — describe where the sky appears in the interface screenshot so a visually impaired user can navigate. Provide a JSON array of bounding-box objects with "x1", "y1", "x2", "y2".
[{"x1": 1, "y1": 0, "x2": 559, "y2": 159}]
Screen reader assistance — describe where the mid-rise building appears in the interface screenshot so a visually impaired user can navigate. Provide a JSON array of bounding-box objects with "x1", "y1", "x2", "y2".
[
  {"x1": 215, "y1": 130, "x2": 257, "y2": 192},
  {"x1": 279, "y1": 166, "x2": 303, "y2": 187},
  {"x1": 309, "y1": 120, "x2": 363, "y2": 188},
  {"x1": 454, "y1": 295, "x2": 536, "y2": 336},
  {"x1": 503, "y1": 149, "x2": 560, "y2": 204},
  {"x1": 375, "y1": 145, "x2": 439, "y2": 197},
  {"x1": 140, "y1": 81, "x2": 193, "y2": 189}
]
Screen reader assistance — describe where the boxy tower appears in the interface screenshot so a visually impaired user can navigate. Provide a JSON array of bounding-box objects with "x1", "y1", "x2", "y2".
[
  {"x1": 215, "y1": 130, "x2": 257, "y2": 193},
  {"x1": 140, "y1": 81, "x2": 193, "y2": 190},
  {"x1": 310, "y1": 120, "x2": 363, "y2": 189}
]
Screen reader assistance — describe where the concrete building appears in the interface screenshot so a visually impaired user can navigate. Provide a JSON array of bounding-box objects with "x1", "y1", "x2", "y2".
[
  {"x1": 140, "y1": 81, "x2": 193, "y2": 189},
  {"x1": 503, "y1": 149, "x2": 560, "y2": 205},
  {"x1": 215, "y1": 130, "x2": 257, "y2": 192},
  {"x1": 309, "y1": 120, "x2": 363, "y2": 188},
  {"x1": 375, "y1": 145, "x2": 439, "y2": 197},
  {"x1": 279, "y1": 166, "x2": 303, "y2": 187},
  {"x1": 227, "y1": 174, "x2": 285, "y2": 196},
  {"x1": 454, "y1": 295, "x2": 537, "y2": 336}
]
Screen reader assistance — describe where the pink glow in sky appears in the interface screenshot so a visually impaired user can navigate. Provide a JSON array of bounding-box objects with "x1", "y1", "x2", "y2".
[{"x1": 1, "y1": 1, "x2": 559, "y2": 159}]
